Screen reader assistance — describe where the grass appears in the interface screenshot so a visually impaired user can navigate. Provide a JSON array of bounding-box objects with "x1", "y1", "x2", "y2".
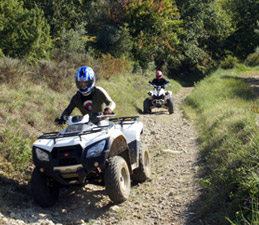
[{"x1": 182, "y1": 65, "x2": 259, "y2": 224}]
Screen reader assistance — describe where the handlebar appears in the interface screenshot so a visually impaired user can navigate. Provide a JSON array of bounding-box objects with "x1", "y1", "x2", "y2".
[
  {"x1": 52, "y1": 113, "x2": 116, "y2": 126},
  {"x1": 148, "y1": 81, "x2": 170, "y2": 88},
  {"x1": 96, "y1": 113, "x2": 116, "y2": 119}
]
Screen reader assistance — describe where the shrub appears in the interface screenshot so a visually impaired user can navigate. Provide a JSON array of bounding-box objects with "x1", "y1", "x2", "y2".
[
  {"x1": 220, "y1": 55, "x2": 239, "y2": 69},
  {"x1": 0, "y1": 0, "x2": 52, "y2": 61},
  {"x1": 0, "y1": 58, "x2": 25, "y2": 84},
  {"x1": 55, "y1": 23, "x2": 88, "y2": 55},
  {"x1": 95, "y1": 25, "x2": 133, "y2": 58},
  {"x1": 95, "y1": 54, "x2": 132, "y2": 79},
  {"x1": 0, "y1": 127, "x2": 32, "y2": 181},
  {"x1": 245, "y1": 49, "x2": 259, "y2": 67}
]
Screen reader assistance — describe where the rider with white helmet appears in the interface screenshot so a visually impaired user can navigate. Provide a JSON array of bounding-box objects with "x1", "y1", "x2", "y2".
[{"x1": 55, "y1": 66, "x2": 115, "y2": 124}]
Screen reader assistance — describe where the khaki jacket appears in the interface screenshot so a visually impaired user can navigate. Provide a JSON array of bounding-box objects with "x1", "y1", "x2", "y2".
[{"x1": 61, "y1": 86, "x2": 116, "y2": 118}]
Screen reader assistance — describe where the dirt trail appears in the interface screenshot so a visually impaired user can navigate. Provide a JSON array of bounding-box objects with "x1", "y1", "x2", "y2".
[{"x1": 0, "y1": 87, "x2": 202, "y2": 225}]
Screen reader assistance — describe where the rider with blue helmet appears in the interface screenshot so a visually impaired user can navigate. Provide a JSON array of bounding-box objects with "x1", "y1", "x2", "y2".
[{"x1": 55, "y1": 66, "x2": 115, "y2": 124}]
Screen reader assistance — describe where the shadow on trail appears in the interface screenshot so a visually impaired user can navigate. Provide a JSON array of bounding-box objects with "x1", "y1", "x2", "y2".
[
  {"x1": 222, "y1": 75, "x2": 259, "y2": 99},
  {"x1": 135, "y1": 106, "x2": 171, "y2": 115},
  {"x1": 135, "y1": 106, "x2": 144, "y2": 114},
  {"x1": 150, "y1": 111, "x2": 169, "y2": 115},
  {"x1": 180, "y1": 158, "x2": 209, "y2": 225},
  {"x1": 0, "y1": 175, "x2": 31, "y2": 208},
  {"x1": 0, "y1": 175, "x2": 114, "y2": 224}
]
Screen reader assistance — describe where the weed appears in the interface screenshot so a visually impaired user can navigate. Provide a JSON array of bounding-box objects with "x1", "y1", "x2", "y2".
[
  {"x1": 220, "y1": 55, "x2": 239, "y2": 69},
  {"x1": 116, "y1": 208, "x2": 126, "y2": 219}
]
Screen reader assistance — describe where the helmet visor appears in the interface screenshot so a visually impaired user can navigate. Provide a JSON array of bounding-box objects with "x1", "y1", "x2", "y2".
[{"x1": 76, "y1": 80, "x2": 93, "y2": 91}]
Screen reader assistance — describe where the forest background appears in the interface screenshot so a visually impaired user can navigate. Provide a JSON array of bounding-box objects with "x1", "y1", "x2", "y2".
[{"x1": 1, "y1": 0, "x2": 258, "y2": 82}]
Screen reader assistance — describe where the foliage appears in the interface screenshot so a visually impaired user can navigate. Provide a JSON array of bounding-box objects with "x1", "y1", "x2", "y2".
[
  {"x1": 23, "y1": 0, "x2": 86, "y2": 38},
  {"x1": 171, "y1": 0, "x2": 236, "y2": 82},
  {"x1": 94, "y1": 54, "x2": 132, "y2": 79},
  {"x1": 1, "y1": 0, "x2": 258, "y2": 82},
  {"x1": 86, "y1": 0, "x2": 182, "y2": 69},
  {"x1": 95, "y1": 25, "x2": 133, "y2": 58},
  {"x1": 0, "y1": 0, "x2": 52, "y2": 61},
  {"x1": 221, "y1": 0, "x2": 259, "y2": 59},
  {"x1": 0, "y1": 58, "x2": 25, "y2": 83},
  {"x1": 183, "y1": 66, "x2": 259, "y2": 224},
  {"x1": 123, "y1": 0, "x2": 182, "y2": 69},
  {"x1": 245, "y1": 49, "x2": 259, "y2": 67},
  {"x1": 220, "y1": 55, "x2": 239, "y2": 69},
  {"x1": 0, "y1": 127, "x2": 32, "y2": 181},
  {"x1": 227, "y1": 198, "x2": 259, "y2": 225},
  {"x1": 55, "y1": 23, "x2": 88, "y2": 55}
]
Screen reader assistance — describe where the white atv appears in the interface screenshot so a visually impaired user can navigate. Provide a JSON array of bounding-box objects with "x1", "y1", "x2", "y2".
[
  {"x1": 31, "y1": 114, "x2": 151, "y2": 207},
  {"x1": 143, "y1": 81, "x2": 174, "y2": 114}
]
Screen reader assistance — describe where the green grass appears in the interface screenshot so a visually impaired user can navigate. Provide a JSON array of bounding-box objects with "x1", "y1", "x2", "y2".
[{"x1": 183, "y1": 65, "x2": 259, "y2": 224}]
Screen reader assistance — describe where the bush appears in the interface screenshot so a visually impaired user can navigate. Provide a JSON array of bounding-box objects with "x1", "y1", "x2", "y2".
[
  {"x1": 0, "y1": 0, "x2": 52, "y2": 61},
  {"x1": 95, "y1": 25, "x2": 133, "y2": 58},
  {"x1": 220, "y1": 55, "x2": 239, "y2": 69},
  {"x1": 0, "y1": 127, "x2": 32, "y2": 181},
  {"x1": 245, "y1": 49, "x2": 259, "y2": 67},
  {"x1": 95, "y1": 54, "x2": 132, "y2": 79},
  {"x1": 55, "y1": 23, "x2": 88, "y2": 55},
  {"x1": 0, "y1": 58, "x2": 25, "y2": 84}
]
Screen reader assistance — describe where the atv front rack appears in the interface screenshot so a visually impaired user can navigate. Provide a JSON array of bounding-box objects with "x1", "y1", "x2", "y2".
[
  {"x1": 109, "y1": 116, "x2": 140, "y2": 126},
  {"x1": 38, "y1": 127, "x2": 106, "y2": 144},
  {"x1": 38, "y1": 116, "x2": 139, "y2": 143}
]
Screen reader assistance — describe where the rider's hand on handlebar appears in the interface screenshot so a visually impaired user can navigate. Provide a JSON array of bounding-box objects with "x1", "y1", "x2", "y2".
[
  {"x1": 54, "y1": 117, "x2": 66, "y2": 125},
  {"x1": 103, "y1": 108, "x2": 112, "y2": 115}
]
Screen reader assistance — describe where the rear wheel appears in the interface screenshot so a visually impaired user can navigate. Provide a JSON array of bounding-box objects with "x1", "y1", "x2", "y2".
[
  {"x1": 132, "y1": 145, "x2": 151, "y2": 182},
  {"x1": 167, "y1": 98, "x2": 174, "y2": 114},
  {"x1": 104, "y1": 156, "x2": 131, "y2": 203},
  {"x1": 143, "y1": 98, "x2": 152, "y2": 114},
  {"x1": 31, "y1": 168, "x2": 60, "y2": 207}
]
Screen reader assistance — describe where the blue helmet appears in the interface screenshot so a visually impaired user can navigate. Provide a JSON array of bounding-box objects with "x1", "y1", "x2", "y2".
[{"x1": 75, "y1": 66, "x2": 96, "y2": 95}]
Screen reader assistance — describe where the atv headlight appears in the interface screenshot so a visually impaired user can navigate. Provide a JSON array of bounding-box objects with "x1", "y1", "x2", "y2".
[
  {"x1": 86, "y1": 140, "x2": 106, "y2": 158},
  {"x1": 35, "y1": 148, "x2": 49, "y2": 161}
]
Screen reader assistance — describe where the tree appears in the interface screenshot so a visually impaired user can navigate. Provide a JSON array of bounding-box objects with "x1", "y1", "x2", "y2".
[
  {"x1": 95, "y1": 25, "x2": 133, "y2": 58},
  {"x1": 55, "y1": 23, "x2": 88, "y2": 55},
  {"x1": 171, "y1": 0, "x2": 235, "y2": 81},
  {"x1": 221, "y1": 0, "x2": 259, "y2": 59},
  {"x1": 0, "y1": 0, "x2": 52, "y2": 60},
  {"x1": 23, "y1": 0, "x2": 86, "y2": 38},
  {"x1": 123, "y1": 0, "x2": 182, "y2": 69}
]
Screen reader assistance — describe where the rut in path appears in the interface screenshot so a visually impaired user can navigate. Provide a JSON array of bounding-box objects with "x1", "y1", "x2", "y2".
[{"x1": 0, "y1": 87, "x2": 202, "y2": 225}]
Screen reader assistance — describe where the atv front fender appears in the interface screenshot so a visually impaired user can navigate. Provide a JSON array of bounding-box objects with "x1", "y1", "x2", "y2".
[{"x1": 108, "y1": 135, "x2": 132, "y2": 173}]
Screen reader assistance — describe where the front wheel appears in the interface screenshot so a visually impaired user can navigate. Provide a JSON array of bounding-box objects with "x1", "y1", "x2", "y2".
[
  {"x1": 132, "y1": 145, "x2": 151, "y2": 183},
  {"x1": 31, "y1": 168, "x2": 60, "y2": 207},
  {"x1": 143, "y1": 98, "x2": 152, "y2": 114},
  {"x1": 104, "y1": 156, "x2": 131, "y2": 203},
  {"x1": 167, "y1": 98, "x2": 174, "y2": 114}
]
